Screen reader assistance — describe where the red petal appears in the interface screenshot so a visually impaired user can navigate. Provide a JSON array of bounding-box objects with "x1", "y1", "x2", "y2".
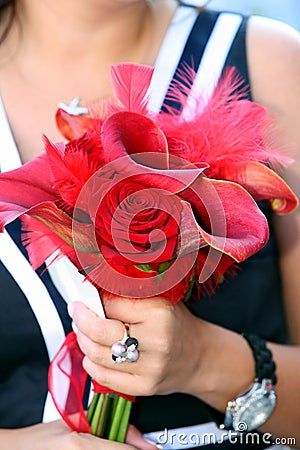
[
  {"x1": 219, "y1": 161, "x2": 298, "y2": 214},
  {"x1": 56, "y1": 108, "x2": 100, "y2": 140},
  {"x1": 0, "y1": 155, "x2": 58, "y2": 230},
  {"x1": 22, "y1": 215, "x2": 101, "y2": 271},
  {"x1": 26, "y1": 201, "x2": 99, "y2": 254},
  {"x1": 182, "y1": 177, "x2": 269, "y2": 262},
  {"x1": 22, "y1": 215, "x2": 76, "y2": 270},
  {"x1": 101, "y1": 112, "x2": 208, "y2": 192},
  {"x1": 177, "y1": 201, "x2": 207, "y2": 256},
  {"x1": 102, "y1": 111, "x2": 169, "y2": 168},
  {"x1": 86, "y1": 253, "x2": 197, "y2": 299}
]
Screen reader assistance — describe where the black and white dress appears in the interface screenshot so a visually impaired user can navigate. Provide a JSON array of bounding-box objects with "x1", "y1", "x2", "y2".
[{"x1": 0, "y1": 4, "x2": 289, "y2": 449}]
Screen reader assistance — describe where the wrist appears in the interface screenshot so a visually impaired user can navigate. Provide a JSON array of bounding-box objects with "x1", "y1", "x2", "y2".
[
  {"x1": 221, "y1": 334, "x2": 277, "y2": 431},
  {"x1": 185, "y1": 322, "x2": 256, "y2": 408}
]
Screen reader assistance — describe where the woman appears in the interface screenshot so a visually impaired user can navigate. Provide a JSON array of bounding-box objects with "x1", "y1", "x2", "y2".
[{"x1": 0, "y1": 0, "x2": 299, "y2": 449}]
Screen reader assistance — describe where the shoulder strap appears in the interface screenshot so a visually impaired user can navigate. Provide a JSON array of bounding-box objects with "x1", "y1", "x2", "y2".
[
  {"x1": 223, "y1": 16, "x2": 252, "y2": 100},
  {"x1": 157, "y1": 8, "x2": 248, "y2": 113}
]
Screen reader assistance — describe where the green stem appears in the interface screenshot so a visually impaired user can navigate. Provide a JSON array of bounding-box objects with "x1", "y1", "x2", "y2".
[
  {"x1": 107, "y1": 396, "x2": 127, "y2": 441},
  {"x1": 87, "y1": 393, "x2": 99, "y2": 423},
  {"x1": 111, "y1": 394, "x2": 119, "y2": 419},
  {"x1": 96, "y1": 394, "x2": 113, "y2": 438},
  {"x1": 116, "y1": 400, "x2": 132, "y2": 443},
  {"x1": 90, "y1": 394, "x2": 104, "y2": 435}
]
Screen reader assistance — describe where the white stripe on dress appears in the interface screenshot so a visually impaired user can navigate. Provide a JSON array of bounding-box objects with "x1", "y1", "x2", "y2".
[
  {"x1": 0, "y1": 230, "x2": 66, "y2": 422},
  {"x1": 0, "y1": 231, "x2": 66, "y2": 361},
  {"x1": 181, "y1": 12, "x2": 243, "y2": 119},
  {"x1": 149, "y1": 6, "x2": 198, "y2": 112}
]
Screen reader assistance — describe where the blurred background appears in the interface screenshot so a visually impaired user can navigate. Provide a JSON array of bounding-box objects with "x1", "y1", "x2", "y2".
[{"x1": 209, "y1": 0, "x2": 300, "y2": 31}]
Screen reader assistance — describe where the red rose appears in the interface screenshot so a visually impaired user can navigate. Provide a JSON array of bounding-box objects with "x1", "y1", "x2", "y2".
[{"x1": 95, "y1": 178, "x2": 182, "y2": 266}]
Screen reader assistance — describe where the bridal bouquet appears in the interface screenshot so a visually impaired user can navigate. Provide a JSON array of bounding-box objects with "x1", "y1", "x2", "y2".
[{"x1": 0, "y1": 63, "x2": 297, "y2": 440}]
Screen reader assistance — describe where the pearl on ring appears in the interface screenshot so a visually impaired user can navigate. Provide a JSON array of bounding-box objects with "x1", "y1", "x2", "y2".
[
  {"x1": 111, "y1": 325, "x2": 139, "y2": 364},
  {"x1": 126, "y1": 348, "x2": 139, "y2": 362},
  {"x1": 111, "y1": 341, "x2": 127, "y2": 357}
]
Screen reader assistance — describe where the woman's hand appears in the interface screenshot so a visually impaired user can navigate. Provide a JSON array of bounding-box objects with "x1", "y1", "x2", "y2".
[
  {"x1": 71, "y1": 297, "x2": 207, "y2": 397},
  {"x1": 0, "y1": 420, "x2": 156, "y2": 450},
  {"x1": 71, "y1": 297, "x2": 255, "y2": 408}
]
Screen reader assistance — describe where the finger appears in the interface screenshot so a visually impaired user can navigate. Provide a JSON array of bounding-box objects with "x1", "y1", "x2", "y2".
[
  {"x1": 126, "y1": 424, "x2": 159, "y2": 450},
  {"x1": 71, "y1": 301, "x2": 125, "y2": 346},
  {"x1": 103, "y1": 295, "x2": 171, "y2": 323},
  {"x1": 76, "y1": 330, "x2": 142, "y2": 374},
  {"x1": 83, "y1": 356, "x2": 150, "y2": 396},
  {"x1": 80, "y1": 432, "x2": 137, "y2": 450}
]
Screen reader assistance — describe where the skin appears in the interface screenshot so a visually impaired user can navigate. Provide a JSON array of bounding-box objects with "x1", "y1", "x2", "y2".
[
  {"x1": 0, "y1": 421, "x2": 153, "y2": 450},
  {"x1": 0, "y1": 0, "x2": 300, "y2": 447},
  {"x1": 0, "y1": 0, "x2": 176, "y2": 162}
]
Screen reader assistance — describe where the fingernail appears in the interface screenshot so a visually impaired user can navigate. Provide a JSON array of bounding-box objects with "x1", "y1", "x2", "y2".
[
  {"x1": 68, "y1": 302, "x2": 74, "y2": 318},
  {"x1": 72, "y1": 321, "x2": 78, "y2": 334}
]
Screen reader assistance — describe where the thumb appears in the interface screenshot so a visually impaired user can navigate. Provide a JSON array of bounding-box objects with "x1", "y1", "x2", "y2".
[{"x1": 126, "y1": 424, "x2": 160, "y2": 450}]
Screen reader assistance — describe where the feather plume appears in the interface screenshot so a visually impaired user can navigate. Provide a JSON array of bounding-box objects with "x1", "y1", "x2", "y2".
[{"x1": 110, "y1": 63, "x2": 153, "y2": 113}]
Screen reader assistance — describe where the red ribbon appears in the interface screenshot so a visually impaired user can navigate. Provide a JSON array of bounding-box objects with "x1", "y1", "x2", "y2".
[{"x1": 48, "y1": 331, "x2": 135, "y2": 433}]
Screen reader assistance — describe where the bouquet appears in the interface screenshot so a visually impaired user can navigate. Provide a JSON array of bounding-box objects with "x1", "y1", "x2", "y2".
[{"x1": 0, "y1": 63, "x2": 297, "y2": 441}]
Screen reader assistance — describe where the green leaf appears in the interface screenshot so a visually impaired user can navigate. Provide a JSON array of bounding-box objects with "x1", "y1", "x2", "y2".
[
  {"x1": 135, "y1": 263, "x2": 156, "y2": 273},
  {"x1": 157, "y1": 260, "x2": 173, "y2": 274},
  {"x1": 183, "y1": 268, "x2": 196, "y2": 303}
]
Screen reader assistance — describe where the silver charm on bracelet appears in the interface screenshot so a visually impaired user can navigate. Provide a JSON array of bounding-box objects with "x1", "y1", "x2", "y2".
[{"x1": 111, "y1": 323, "x2": 139, "y2": 364}]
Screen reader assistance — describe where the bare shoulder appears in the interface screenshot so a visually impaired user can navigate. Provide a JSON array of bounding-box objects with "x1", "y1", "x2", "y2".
[
  {"x1": 247, "y1": 18, "x2": 300, "y2": 343},
  {"x1": 247, "y1": 15, "x2": 300, "y2": 176},
  {"x1": 247, "y1": 15, "x2": 300, "y2": 116}
]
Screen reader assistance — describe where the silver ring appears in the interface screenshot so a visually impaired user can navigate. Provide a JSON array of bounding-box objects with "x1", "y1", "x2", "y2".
[{"x1": 111, "y1": 323, "x2": 139, "y2": 364}]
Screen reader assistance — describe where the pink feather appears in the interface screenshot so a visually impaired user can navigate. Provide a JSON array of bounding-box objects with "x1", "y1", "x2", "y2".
[{"x1": 110, "y1": 63, "x2": 154, "y2": 113}]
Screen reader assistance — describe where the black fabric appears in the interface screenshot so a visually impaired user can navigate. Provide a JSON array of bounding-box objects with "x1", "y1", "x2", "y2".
[
  {"x1": 223, "y1": 15, "x2": 252, "y2": 100},
  {"x1": 0, "y1": 220, "x2": 72, "y2": 427},
  {"x1": 189, "y1": 203, "x2": 287, "y2": 344},
  {"x1": 161, "y1": 10, "x2": 220, "y2": 113},
  {"x1": 0, "y1": 259, "x2": 49, "y2": 427},
  {"x1": 6, "y1": 220, "x2": 72, "y2": 335}
]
